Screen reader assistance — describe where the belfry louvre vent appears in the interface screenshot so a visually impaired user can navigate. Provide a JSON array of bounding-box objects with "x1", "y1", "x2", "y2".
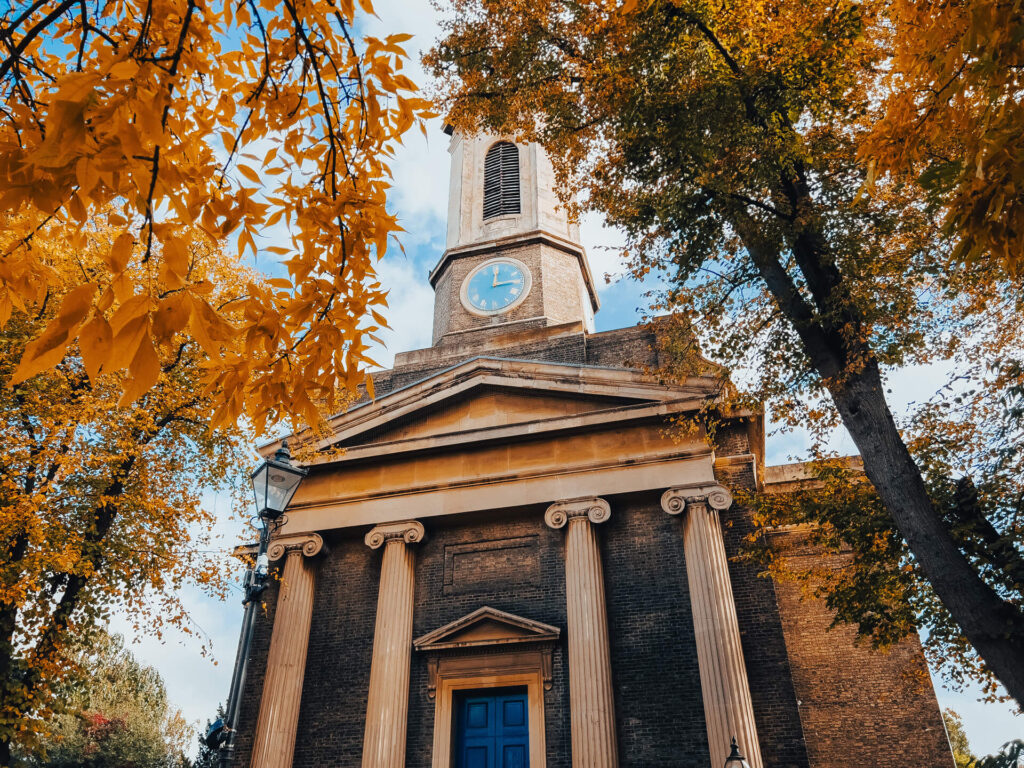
[{"x1": 483, "y1": 141, "x2": 520, "y2": 220}]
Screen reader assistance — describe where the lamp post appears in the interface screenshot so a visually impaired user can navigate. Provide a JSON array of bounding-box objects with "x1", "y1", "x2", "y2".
[
  {"x1": 724, "y1": 738, "x2": 751, "y2": 768},
  {"x1": 209, "y1": 441, "x2": 308, "y2": 768}
]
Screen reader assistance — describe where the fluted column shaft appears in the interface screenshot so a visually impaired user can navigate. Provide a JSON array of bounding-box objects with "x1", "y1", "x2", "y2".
[
  {"x1": 361, "y1": 521, "x2": 424, "y2": 768},
  {"x1": 546, "y1": 498, "x2": 618, "y2": 768},
  {"x1": 663, "y1": 486, "x2": 762, "y2": 768},
  {"x1": 250, "y1": 534, "x2": 324, "y2": 768}
]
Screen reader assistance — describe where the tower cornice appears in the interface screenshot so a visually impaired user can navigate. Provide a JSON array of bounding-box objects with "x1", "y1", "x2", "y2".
[{"x1": 429, "y1": 229, "x2": 599, "y2": 312}]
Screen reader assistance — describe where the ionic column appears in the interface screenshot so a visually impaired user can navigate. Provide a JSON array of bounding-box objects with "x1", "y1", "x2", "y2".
[
  {"x1": 361, "y1": 521, "x2": 425, "y2": 768},
  {"x1": 661, "y1": 486, "x2": 762, "y2": 768},
  {"x1": 545, "y1": 498, "x2": 618, "y2": 768},
  {"x1": 250, "y1": 533, "x2": 324, "y2": 768}
]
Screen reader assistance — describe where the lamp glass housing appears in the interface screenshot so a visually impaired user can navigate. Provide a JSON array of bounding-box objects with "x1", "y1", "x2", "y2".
[
  {"x1": 250, "y1": 452, "x2": 306, "y2": 518},
  {"x1": 724, "y1": 739, "x2": 750, "y2": 768}
]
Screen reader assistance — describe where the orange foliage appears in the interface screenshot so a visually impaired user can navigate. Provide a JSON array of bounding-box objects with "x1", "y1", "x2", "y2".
[
  {"x1": 0, "y1": 0, "x2": 435, "y2": 434},
  {"x1": 863, "y1": 0, "x2": 1024, "y2": 276},
  {"x1": 0, "y1": 218, "x2": 251, "y2": 755}
]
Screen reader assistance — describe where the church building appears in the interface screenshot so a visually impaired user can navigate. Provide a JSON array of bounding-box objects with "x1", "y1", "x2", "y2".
[{"x1": 231, "y1": 129, "x2": 955, "y2": 768}]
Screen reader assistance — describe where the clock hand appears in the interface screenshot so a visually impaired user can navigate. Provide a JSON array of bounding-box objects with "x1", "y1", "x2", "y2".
[
  {"x1": 492, "y1": 265, "x2": 500, "y2": 286},
  {"x1": 492, "y1": 279, "x2": 522, "y2": 287}
]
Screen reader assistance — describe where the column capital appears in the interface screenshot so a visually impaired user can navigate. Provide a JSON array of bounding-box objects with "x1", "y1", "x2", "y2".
[
  {"x1": 545, "y1": 497, "x2": 611, "y2": 529},
  {"x1": 364, "y1": 520, "x2": 425, "y2": 550},
  {"x1": 660, "y1": 484, "x2": 733, "y2": 516},
  {"x1": 267, "y1": 532, "x2": 325, "y2": 562}
]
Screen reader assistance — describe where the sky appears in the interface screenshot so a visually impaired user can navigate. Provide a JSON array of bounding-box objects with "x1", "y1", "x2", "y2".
[{"x1": 114, "y1": 0, "x2": 1020, "y2": 759}]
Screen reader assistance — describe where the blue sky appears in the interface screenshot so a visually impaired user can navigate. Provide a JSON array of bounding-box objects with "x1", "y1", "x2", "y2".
[{"x1": 113, "y1": 0, "x2": 1020, "y2": 758}]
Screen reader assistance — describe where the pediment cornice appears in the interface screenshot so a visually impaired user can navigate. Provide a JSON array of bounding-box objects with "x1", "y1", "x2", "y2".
[{"x1": 259, "y1": 356, "x2": 732, "y2": 461}]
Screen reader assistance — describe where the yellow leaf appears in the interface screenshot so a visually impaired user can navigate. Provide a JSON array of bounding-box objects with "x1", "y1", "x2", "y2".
[
  {"x1": 55, "y1": 71, "x2": 101, "y2": 102},
  {"x1": 11, "y1": 283, "x2": 97, "y2": 384},
  {"x1": 106, "y1": 59, "x2": 139, "y2": 80},
  {"x1": 237, "y1": 164, "x2": 262, "y2": 184},
  {"x1": 188, "y1": 296, "x2": 235, "y2": 355},
  {"x1": 68, "y1": 194, "x2": 87, "y2": 223},
  {"x1": 107, "y1": 233, "x2": 135, "y2": 273},
  {"x1": 163, "y1": 237, "x2": 190, "y2": 278},
  {"x1": 109, "y1": 294, "x2": 151, "y2": 335},
  {"x1": 79, "y1": 314, "x2": 113, "y2": 381},
  {"x1": 118, "y1": 334, "x2": 160, "y2": 407},
  {"x1": 107, "y1": 314, "x2": 150, "y2": 373},
  {"x1": 151, "y1": 294, "x2": 191, "y2": 341}
]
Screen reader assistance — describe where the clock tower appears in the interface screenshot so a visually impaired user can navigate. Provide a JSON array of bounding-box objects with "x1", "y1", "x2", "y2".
[{"x1": 429, "y1": 129, "x2": 600, "y2": 345}]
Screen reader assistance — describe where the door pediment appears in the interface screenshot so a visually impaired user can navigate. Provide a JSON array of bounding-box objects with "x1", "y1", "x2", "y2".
[
  {"x1": 414, "y1": 606, "x2": 561, "y2": 652},
  {"x1": 415, "y1": 607, "x2": 561, "y2": 701}
]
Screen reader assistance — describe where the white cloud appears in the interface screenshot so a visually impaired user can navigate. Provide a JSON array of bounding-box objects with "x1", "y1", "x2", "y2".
[{"x1": 371, "y1": 250, "x2": 437, "y2": 366}]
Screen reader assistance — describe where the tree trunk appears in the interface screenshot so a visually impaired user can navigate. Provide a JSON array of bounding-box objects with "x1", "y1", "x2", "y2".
[
  {"x1": 736, "y1": 206, "x2": 1024, "y2": 707},
  {"x1": 830, "y1": 362, "x2": 1024, "y2": 706}
]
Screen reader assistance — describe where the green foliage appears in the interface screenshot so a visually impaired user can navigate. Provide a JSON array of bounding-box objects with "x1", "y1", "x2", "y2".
[
  {"x1": 13, "y1": 632, "x2": 191, "y2": 768},
  {"x1": 973, "y1": 740, "x2": 1024, "y2": 768},
  {"x1": 943, "y1": 708, "x2": 976, "y2": 768}
]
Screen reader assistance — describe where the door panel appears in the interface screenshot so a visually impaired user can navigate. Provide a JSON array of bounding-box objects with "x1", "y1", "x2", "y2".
[{"x1": 455, "y1": 688, "x2": 530, "y2": 768}]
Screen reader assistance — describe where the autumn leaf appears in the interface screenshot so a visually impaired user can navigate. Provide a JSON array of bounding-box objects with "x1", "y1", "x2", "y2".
[
  {"x1": 118, "y1": 333, "x2": 160, "y2": 406},
  {"x1": 79, "y1": 314, "x2": 113, "y2": 381},
  {"x1": 0, "y1": 0, "x2": 431, "y2": 434},
  {"x1": 11, "y1": 283, "x2": 97, "y2": 384}
]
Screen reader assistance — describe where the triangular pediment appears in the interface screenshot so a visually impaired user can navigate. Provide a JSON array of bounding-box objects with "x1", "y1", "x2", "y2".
[
  {"x1": 269, "y1": 357, "x2": 724, "y2": 457},
  {"x1": 344, "y1": 385, "x2": 635, "y2": 447},
  {"x1": 414, "y1": 606, "x2": 560, "y2": 651}
]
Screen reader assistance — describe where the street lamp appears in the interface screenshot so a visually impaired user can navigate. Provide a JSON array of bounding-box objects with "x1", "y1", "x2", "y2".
[
  {"x1": 250, "y1": 441, "x2": 308, "y2": 519},
  {"x1": 209, "y1": 441, "x2": 308, "y2": 768},
  {"x1": 725, "y1": 738, "x2": 751, "y2": 768}
]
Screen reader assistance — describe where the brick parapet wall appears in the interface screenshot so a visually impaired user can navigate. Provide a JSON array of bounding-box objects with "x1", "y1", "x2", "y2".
[{"x1": 367, "y1": 321, "x2": 663, "y2": 402}]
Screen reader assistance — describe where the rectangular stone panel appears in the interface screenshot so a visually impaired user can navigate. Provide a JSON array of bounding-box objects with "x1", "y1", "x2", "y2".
[{"x1": 443, "y1": 536, "x2": 541, "y2": 596}]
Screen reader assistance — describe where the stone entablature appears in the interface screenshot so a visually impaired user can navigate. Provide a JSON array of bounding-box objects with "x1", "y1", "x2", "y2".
[{"x1": 268, "y1": 357, "x2": 742, "y2": 536}]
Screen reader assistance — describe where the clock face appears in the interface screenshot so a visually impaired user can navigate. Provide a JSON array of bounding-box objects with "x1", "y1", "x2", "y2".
[{"x1": 460, "y1": 258, "x2": 532, "y2": 315}]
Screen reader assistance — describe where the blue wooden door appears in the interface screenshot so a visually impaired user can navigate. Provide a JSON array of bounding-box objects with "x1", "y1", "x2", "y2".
[{"x1": 455, "y1": 688, "x2": 530, "y2": 768}]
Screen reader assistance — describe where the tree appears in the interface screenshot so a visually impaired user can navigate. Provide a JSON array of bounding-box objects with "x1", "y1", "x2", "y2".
[
  {"x1": 0, "y1": 218, "x2": 251, "y2": 762},
  {"x1": 0, "y1": 0, "x2": 434, "y2": 432},
  {"x1": 943, "y1": 708, "x2": 976, "y2": 768},
  {"x1": 12, "y1": 631, "x2": 190, "y2": 768},
  {"x1": 974, "y1": 740, "x2": 1024, "y2": 768},
  {"x1": 861, "y1": 0, "x2": 1024, "y2": 277},
  {"x1": 426, "y1": 0, "x2": 1024, "y2": 704}
]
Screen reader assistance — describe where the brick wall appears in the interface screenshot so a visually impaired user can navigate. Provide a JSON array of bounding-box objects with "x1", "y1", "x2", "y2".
[
  {"x1": 769, "y1": 531, "x2": 953, "y2": 768},
  {"x1": 601, "y1": 492, "x2": 710, "y2": 767}
]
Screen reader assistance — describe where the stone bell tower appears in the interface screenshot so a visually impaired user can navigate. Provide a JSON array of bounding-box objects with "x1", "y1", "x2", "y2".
[{"x1": 429, "y1": 129, "x2": 600, "y2": 345}]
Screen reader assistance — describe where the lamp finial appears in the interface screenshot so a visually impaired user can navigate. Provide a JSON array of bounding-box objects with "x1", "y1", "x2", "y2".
[{"x1": 274, "y1": 439, "x2": 292, "y2": 464}]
